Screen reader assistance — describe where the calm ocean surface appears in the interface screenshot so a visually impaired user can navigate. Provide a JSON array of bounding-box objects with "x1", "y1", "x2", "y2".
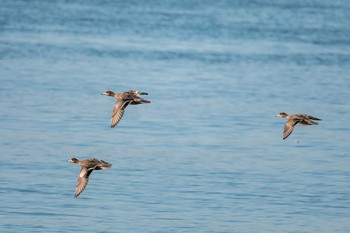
[{"x1": 1, "y1": 0, "x2": 350, "y2": 232}]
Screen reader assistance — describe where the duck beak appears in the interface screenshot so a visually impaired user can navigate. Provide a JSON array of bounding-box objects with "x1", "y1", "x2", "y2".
[
  {"x1": 139, "y1": 92, "x2": 148, "y2": 95},
  {"x1": 101, "y1": 92, "x2": 107, "y2": 95}
]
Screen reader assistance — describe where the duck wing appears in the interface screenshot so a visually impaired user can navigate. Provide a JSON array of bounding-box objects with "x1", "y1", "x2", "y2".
[
  {"x1": 299, "y1": 118, "x2": 319, "y2": 125},
  {"x1": 130, "y1": 96, "x2": 151, "y2": 105},
  {"x1": 98, "y1": 159, "x2": 112, "y2": 169},
  {"x1": 111, "y1": 100, "x2": 131, "y2": 128},
  {"x1": 94, "y1": 159, "x2": 112, "y2": 170},
  {"x1": 283, "y1": 119, "x2": 301, "y2": 140},
  {"x1": 126, "y1": 90, "x2": 148, "y2": 96},
  {"x1": 75, "y1": 167, "x2": 94, "y2": 197},
  {"x1": 297, "y1": 114, "x2": 321, "y2": 121}
]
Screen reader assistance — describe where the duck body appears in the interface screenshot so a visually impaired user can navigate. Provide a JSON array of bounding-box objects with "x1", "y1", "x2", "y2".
[
  {"x1": 276, "y1": 112, "x2": 321, "y2": 140},
  {"x1": 102, "y1": 89, "x2": 151, "y2": 127},
  {"x1": 67, "y1": 157, "x2": 112, "y2": 197}
]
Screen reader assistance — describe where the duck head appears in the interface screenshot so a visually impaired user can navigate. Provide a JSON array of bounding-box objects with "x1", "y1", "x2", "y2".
[
  {"x1": 101, "y1": 90, "x2": 114, "y2": 96},
  {"x1": 276, "y1": 112, "x2": 288, "y2": 118},
  {"x1": 67, "y1": 158, "x2": 79, "y2": 163}
]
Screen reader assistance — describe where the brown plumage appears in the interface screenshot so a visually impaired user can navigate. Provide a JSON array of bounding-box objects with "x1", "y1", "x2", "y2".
[
  {"x1": 276, "y1": 112, "x2": 321, "y2": 140},
  {"x1": 102, "y1": 90, "x2": 151, "y2": 128},
  {"x1": 67, "y1": 158, "x2": 112, "y2": 197}
]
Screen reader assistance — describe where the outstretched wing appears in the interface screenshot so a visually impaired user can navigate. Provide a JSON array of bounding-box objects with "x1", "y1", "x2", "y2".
[
  {"x1": 283, "y1": 119, "x2": 301, "y2": 140},
  {"x1": 75, "y1": 167, "x2": 94, "y2": 197},
  {"x1": 126, "y1": 90, "x2": 148, "y2": 96},
  {"x1": 111, "y1": 100, "x2": 131, "y2": 128}
]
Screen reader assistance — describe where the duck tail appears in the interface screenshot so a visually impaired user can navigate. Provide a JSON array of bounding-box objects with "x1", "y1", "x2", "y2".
[
  {"x1": 141, "y1": 99, "x2": 151, "y2": 104},
  {"x1": 101, "y1": 164, "x2": 112, "y2": 169},
  {"x1": 309, "y1": 115, "x2": 321, "y2": 121},
  {"x1": 309, "y1": 120, "x2": 318, "y2": 125}
]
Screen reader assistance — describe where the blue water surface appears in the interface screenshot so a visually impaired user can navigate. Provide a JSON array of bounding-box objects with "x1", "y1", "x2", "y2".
[{"x1": 0, "y1": 0, "x2": 350, "y2": 232}]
